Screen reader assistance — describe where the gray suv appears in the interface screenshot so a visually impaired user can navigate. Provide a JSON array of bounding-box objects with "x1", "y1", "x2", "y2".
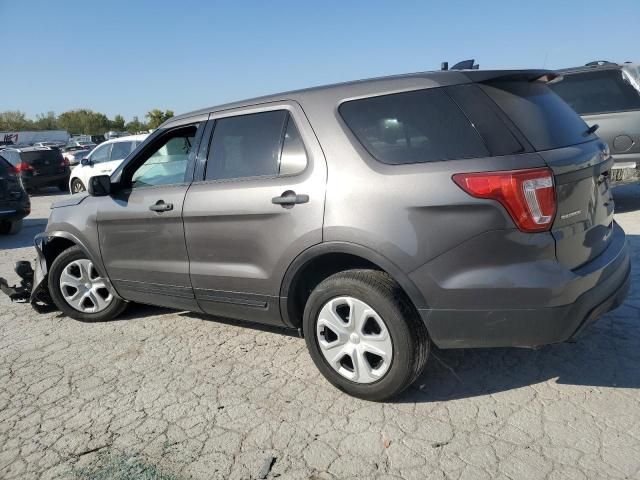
[
  {"x1": 550, "y1": 61, "x2": 640, "y2": 184},
  {"x1": 24, "y1": 69, "x2": 630, "y2": 400}
]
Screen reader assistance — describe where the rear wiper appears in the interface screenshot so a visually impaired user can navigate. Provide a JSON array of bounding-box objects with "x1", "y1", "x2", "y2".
[{"x1": 585, "y1": 124, "x2": 599, "y2": 136}]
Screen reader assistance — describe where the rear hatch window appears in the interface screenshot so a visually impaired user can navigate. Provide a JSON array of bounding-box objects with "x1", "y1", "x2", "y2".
[
  {"x1": 549, "y1": 69, "x2": 640, "y2": 115},
  {"x1": 479, "y1": 80, "x2": 596, "y2": 151},
  {"x1": 20, "y1": 149, "x2": 64, "y2": 175}
]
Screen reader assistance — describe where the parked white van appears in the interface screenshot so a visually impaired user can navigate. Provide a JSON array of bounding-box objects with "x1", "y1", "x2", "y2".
[{"x1": 69, "y1": 134, "x2": 148, "y2": 193}]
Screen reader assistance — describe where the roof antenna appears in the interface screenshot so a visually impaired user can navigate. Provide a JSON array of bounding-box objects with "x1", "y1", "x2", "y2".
[{"x1": 441, "y1": 62, "x2": 449, "y2": 71}]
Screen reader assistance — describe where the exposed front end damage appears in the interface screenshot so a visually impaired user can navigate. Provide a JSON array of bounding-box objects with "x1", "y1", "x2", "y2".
[{"x1": 0, "y1": 234, "x2": 55, "y2": 312}]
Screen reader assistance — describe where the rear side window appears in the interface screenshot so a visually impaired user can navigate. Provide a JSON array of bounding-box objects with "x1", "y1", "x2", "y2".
[
  {"x1": 550, "y1": 69, "x2": 640, "y2": 115},
  {"x1": 446, "y1": 85, "x2": 524, "y2": 156},
  {"x1": 206, "y1": 110, "x2": 307, "y2": 180},
  {"x1": 110, "y1": 141, "x2": 134, "y2": 160},
  {"x1": 481, "y1": 81, "x2": 593, "y2": 151},
  {"x1": 339, "y1": 88, "x2": 489, "y2": 164}
]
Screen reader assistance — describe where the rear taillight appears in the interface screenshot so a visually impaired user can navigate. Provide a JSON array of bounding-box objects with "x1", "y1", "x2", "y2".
[
  {"x1": 60, "y1": 157, "x2": 69, "y2": 167},
  {"x1": 15, "y1": 162, "x2": 33, "y2": 173},
  {"x1": 453, "y1": 168, "x2": 556, "y2": 232}
]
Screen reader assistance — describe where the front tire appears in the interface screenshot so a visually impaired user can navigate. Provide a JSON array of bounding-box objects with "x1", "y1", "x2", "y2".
[
  {"x1": 303, "y1": 269, "x2": 430, "y2": 401},
  {"x1": 70, "y1": 179, "x2": 85, "y2": 194},
  {"x1": 48, "y1": 246, "x2": 127, "y2": 322}
]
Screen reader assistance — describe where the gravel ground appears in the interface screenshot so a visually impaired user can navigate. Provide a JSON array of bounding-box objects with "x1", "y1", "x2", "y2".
[{"x1": 1, "y1": 186, "x2": 639, "y2": 480}]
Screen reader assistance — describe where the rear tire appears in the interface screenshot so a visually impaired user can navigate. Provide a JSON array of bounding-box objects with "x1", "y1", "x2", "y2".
[
  {"x1": 48, "y1": 246, "x2": 127, "y2": 322},
  {"x1": 0, "y1": 219, "x2": 22, "y2": 235},
  {"x1": 58, "y1": 180, "x2": 69, "y2": 193},
  {"x1": 303, "y1": 269, "x2": 430, "y2": 401},
  {"x1": 71, "y1": 179, "x2": 85, "y2": 194}
]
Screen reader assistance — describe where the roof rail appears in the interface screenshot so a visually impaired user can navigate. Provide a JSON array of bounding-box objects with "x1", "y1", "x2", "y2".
[{"x1": 585, "y1": 60, "x2": 618, "y2": 67}]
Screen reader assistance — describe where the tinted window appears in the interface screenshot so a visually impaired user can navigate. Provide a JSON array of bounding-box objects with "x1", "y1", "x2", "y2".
[
  {"x1": 206, "y1": 110, "x2": 288, "y2": 180},
  {"x1": 90, "y1": 143, "x2": 111, "y2": 163},
  {"x1": 21, "y1": 149, "x2": 62, "y2": 164},
  {"x1": 131, "y1": 127, "x2": 196, "y2": 188},
  {"x1": 0, "y1": 155, "x2": 11, "y2": 174},
  {"x1": 550, "y1": 69, "x2": 640, "y2": 115},
  {"x1": 481, "y1": 81, "x2": 593, "y2": 151},
  {"x1": 110, "y1": 141, "x2": 134, "y2": 160},
  {"x1": 340, "y1": 88, "x2": 489, "y2": 164},
  {"x1": 446, "y1": 85, "x2": 524, "y2": 156}
]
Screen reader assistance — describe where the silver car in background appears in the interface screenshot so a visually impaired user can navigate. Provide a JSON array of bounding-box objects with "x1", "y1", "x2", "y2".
[{"x1": 551, "y1": 61, "x2": 640, "y2": 184}]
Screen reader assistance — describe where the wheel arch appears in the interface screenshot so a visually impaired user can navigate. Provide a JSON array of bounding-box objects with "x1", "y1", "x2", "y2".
[
  {"x1": 36, "y1": 231, "x2": 122, "y2": 299},
  {"x1": 279, "y1": 241, "x2": 428, "y2": 330}
]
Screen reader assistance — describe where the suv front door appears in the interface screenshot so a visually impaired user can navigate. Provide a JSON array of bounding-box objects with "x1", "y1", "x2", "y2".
[
  {"x1": 183, "y1": 103, "x2": 327, "y2": 325},
  {"x1": 97, "y1": 119, "x2": 206, "y2": 310}
]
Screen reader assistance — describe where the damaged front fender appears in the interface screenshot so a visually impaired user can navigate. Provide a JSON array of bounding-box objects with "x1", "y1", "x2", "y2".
[{"x1": 0, "y1": 234, "x2": 55, "y2": 311}]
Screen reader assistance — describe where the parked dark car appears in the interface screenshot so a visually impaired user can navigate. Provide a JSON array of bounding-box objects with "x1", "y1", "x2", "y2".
[
  {"x1": 14, "y1": 68, "x2": 629, "y2": 400},
  {"x1": 0, "y1": 147, "x2": 70, "y2": 192},
  {"x1": 0, "y1": 154, "x2": 30, "y2": 234},
  {"x1": 550, "y1": 61, "x2": 640, "y2": 184}
]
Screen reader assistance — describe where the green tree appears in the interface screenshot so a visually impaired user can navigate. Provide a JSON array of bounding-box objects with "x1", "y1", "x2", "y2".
[
  {"x1": 0, "y1": 111, "x2": 32, "y2": 130},
  {"x1": 125, "y1": 116, "x2": 146, "y2": 133},
  {"x1": 145, "y1": 109, "x2": 174, "y2": 129},
  {"x1": 34, "y1": 111, "x2": 58, "y2": 130},
  {"x1": 57, "y1": 109, "x2": 111, "y2": 135},
  {"x1": 110, "y1": 114, "x2": 126, "y2": 131}
]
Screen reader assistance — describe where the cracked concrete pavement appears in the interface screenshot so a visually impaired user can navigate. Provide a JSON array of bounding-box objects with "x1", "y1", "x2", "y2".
[{"x1": 1, "y1": 186, "x2": 639, "y2": 480}]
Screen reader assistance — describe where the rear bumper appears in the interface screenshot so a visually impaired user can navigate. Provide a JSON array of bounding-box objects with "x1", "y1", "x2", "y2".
[
  {"x1": 418, "y1": 222, "x2": 630, "y2": 348},
  {"x1": 0, "y1": 207, "x2": 29, "y2": 222},
  {"x1": 20, "y1": 171, "x2": 69, "y2": 189}
]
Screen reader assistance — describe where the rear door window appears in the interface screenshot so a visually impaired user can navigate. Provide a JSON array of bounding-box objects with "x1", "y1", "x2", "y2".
[
  {"x1": 550, "y1": 69, "x2": 640, "y2": 115},
  {"x1": 206, "y1": 110, "x2": 307, "y2": 180},
  {"x1": 339, "y1": 88, "x2": 489, "y2": 164},
  {"x1": 480, "y1": 81, "x2": 594, "y2": 151}
]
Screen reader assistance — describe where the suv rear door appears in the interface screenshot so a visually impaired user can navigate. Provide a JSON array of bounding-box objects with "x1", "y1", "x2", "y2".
[
  {"x1": 480, "y1": 78, "x2": 614, "y2": 269},
  {"x1": 183, "y1": 102, "x2": 327, "y2": 325}
]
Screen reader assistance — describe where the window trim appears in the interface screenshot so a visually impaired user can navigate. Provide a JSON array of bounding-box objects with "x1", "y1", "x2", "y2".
[
  {"x1": 194, "y1": 102, "x2": 311, "y2": 185},
  {"x1": 337, "y1": 86, "x2": 492, "y2": 166}
]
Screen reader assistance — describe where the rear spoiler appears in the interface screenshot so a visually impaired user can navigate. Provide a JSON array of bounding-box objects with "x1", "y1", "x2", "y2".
[{"x1": 461, "y1": 69, "x2": 563, "y2": 84}]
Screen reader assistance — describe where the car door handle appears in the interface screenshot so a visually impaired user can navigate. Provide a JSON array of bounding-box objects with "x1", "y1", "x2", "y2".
[
  {"x1": 149, "y1": 201, "x2": 173, "y2": 212},
  {"x1": 272, "y1": 190, "x2": 309, "y2": 208}
]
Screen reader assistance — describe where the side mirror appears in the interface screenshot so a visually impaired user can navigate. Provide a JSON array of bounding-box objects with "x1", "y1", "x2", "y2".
[
  {"x1": 88, "y1": 175, "x2": 112, "y2": 196},
  {"x1": 81, "y1": 158, "x2": 91, "y2": 166}
]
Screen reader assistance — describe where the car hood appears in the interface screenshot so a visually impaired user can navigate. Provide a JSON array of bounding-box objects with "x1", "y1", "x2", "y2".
[{"x1": 51, "y1": 193, "x2": 88, "y2": 209}]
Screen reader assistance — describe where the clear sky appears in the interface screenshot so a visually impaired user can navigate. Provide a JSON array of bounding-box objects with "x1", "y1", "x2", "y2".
[{"x1": 1, "y1": 0, "x2": 638, "y2": 121}]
